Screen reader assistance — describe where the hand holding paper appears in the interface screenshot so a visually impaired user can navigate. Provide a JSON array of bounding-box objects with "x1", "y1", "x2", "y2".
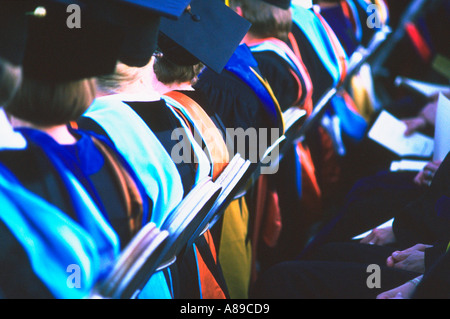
[{"x1": 368, "y1": 110, "x2": 434, "y2": 158}]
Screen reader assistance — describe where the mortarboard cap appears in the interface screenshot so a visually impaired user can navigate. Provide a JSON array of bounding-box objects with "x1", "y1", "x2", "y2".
[
  {"x1": 157, "y1": 33, "x2": 201, "y2": 66},
  {"x1": 110, "y1": 0, "x2": 192, "y2": 20},
  {"x1": 91, "y1": 0, "x2": 193, "y2": 67},
  {"x1": 158, "y1": 0, "x2": 251, "y2": 74},
  {"x1": 22, "y1": 1, "x2": 125, "y2": 82},
  {"x1": 0, "y1": 0, "x2": 36, "y2": 66},
  {"x1": 261, "y1": 0, "x2": 292, "y2": 9}
]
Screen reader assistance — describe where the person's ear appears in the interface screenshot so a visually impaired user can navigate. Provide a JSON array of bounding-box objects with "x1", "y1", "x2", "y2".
[{"x1": 234, "y1": 6, "x2": 244, "y2": 17}]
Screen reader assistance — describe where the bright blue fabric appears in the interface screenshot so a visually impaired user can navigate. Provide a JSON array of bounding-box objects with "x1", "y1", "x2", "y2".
[
  {"x1": 17, "y1": 129, "x2": 122, "y2": 276},
  {"x1": 84, "y1": 95, "x2": 186, "y2": 299},
  {"x1": 225, "y1": 44, "x2": 281, "y2": 127},
  {"x1": 0, "y1": 163, "x2": 109, "y2": 298},
  {"x1": 291, "y1": 4, "x2": 347, "y2": 86},
  {"x1": 330, "y1": 94, "x2": 368, "y2": 142},
  {"x1": 84, "y1": 95, "x2": 184, "y2": 228},
  {"x1": 319, "y1": 5, "x2": 360, "y2": 56}
]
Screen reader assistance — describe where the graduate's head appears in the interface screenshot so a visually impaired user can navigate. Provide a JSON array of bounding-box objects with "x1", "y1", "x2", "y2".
[
  {"x1": 153, "y1": 33, "x2": 204, "y2": 86},
  {"x1": 229, "y1": 0, "x2": 292, "y2": 42},
  {"x1": 4, "y1": 2, "x2": 123, "y2": 126},
  {"x1": 6, "y1": 77, "x2": 97, "y2": 127},
  {"x1": 156, "y1": 0, "x2": 250, "y2": 75},
  {"x1": 96, "y1": 59, "x2": 155, "y2": 95}
]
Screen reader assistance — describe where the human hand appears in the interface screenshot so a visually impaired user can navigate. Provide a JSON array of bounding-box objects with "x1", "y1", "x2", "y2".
[
  {"x1": 376, "y1": 276, "x2": 422, "y2": 299},
  {"x1": 413, "y1": 160, "x2": 442, "y2": 187},
  {"x1": 403, "y1": 99, "x2": 438, "y2": 136},
  {"x1": 403, "y1": 117, "x2": 427, "y2": 136},
  {"x1": 360, "y1": 226, "x2": 396, "y2": 246},
  {"x1": 386, "y1": 244, "x2": 431, "y2": 273}
]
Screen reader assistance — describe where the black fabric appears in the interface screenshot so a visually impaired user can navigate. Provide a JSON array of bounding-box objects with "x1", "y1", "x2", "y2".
[
  {"x1": 0, "y1": 0, "x2": 35, "y2": 66},
  {"x1": 0, "y1": 221, "x2": 55, "y2": 299},
  {"x1": 194, "y1": 67, "x2": 280, "y2": 164},
  {"x1": 414, "y1": 248, "x2": 450, "y2": 299},
  {"x1": 195, "y1": 68, "x2": 276, "y2": 133},
  {"x1": 250, "y1": 259, "x2": 417, "y2": 299},
  {"x1": 251, "y1": 50, "x2": 301, "y2": 111},
  {"x1": 393, "y1": 152, "x2": 450, "y2": 247},
  {"x1": 306, "y1": 170, "x2": 425, "y2": 248},
  {"x1": 22, "y1": 1, "x2": 124, "y2": 82},
  {"x1": 125, "y1": 100, "x2": 197, "y2": 196},
  {"x1": 290, "y1": 22, "x2": 335, "y2": 104}
]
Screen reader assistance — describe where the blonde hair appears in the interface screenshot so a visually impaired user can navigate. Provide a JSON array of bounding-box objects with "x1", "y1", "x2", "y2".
[
  {"x1": 229, "y1": 0, "x2": 292, "y2": 41},
  {"x1": 96, "y1": 60, "x2": 156, "y2": 95},
  {"x1": 5, "y1": 77, "x2": 96, "y2": 126}
]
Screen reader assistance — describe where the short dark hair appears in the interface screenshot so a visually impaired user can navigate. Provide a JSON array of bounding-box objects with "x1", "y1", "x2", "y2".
[{"x1": 153, "y1": 53, "x2": 204, "y2": 85}]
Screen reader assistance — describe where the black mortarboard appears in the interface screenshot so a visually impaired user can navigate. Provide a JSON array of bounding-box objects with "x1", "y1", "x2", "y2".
[
  {"x1": 110, "y1": 0, "x2": 192, "y2": 19},
  {"x1": 21, "y1": 1, "x2": 125, "y2": 82},
  {"x1": 158, "y1": 0, "x2": 251, "y2": 74},
  {"x1": 0, "y1": 0, "x2": 36, "y2": 66},
  {"x1": 261, "y1": 0, "x2": 291, "y2": 9},
  {"x1": 157, "y1": 33, "x2": 201, "y2": 66},
  {"x1": 88, "y1": 0, "x2": 192, "y2": 67}
]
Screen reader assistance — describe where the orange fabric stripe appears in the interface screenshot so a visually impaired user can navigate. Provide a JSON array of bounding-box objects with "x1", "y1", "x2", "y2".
[
  {"x1": 164, "y1": 91, "x2": 230, "y2": 181},
  {"x1": 340, "y1": 0, "x2": 356, "y2": 33},
  {"x1": 91, "y1": 137, "x2": 144, "y2": 236},
  {"x1": 195, "y1": 231, "x2": 227, "y2": 299}
]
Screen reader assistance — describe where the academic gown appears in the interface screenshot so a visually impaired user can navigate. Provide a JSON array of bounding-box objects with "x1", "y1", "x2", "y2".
[
  {"x1": 0, "y1": 128, "x2": 149, "y2": 248},
  {"x1": 124, "y1": 97, "x2": 228, "y2": 299},
  {"x1": 250, "y1": 51, "x2": 303, "y2": 112},
  {"x1": 194, "y1": 44, "x2": 284, "y2": 161},
  {"x1": 163, "y1": 89, "x2": 254, "y2": 299},
  {"x1": 0, "y1": 128, "x2": 150, "y2": 298},
  {"x1": 0, "y1": 217, "x2": 55, "y2": 298},
  {"x1": 194, "y1": 44, "x2": 286, "y2": 298},
  {"x1": 318, "y1": 1, "x2": 361, "y2": 56},
  {"x1": 79, "y1": 96, "x2": 229, "y2": 299},
  {"x1": 246, "y1": 37, "x2": 328, "y2": 269}
]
